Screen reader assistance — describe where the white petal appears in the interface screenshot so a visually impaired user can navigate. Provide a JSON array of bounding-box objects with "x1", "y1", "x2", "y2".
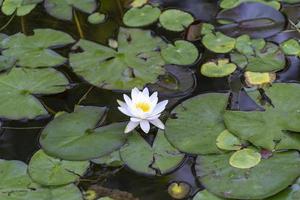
[
  {"x1": 147, "y1": 114, "x2": 161, "y2": 120},
  {"x1": 117, "y1": 100, "x2": 126, "y2": 107},
  {"x1": 150, "y1": 118, "x2": 165, "y2": 130},
  {"x1": 123, "y1": 94, "x2": 133, "y2": 106},
  {"x1": 151, "y1": 100, "x2": 168, "y2": 115},
  {"x1": 142, "y1": 87, "x2": 149, "y2": 96},
  {"x1": 124, "y1": 121, "x2": 139, "y2": 133},
  {"x1": 118, "y1": 106, "x2": 132, "y2": 117},
  {"x1": 131, "y1": 87, "x2": 140, "y2": 100},
  {"x1": 149, "y1": 92, "x2": 158, "y2": 107},
  {"x1": 140, "y1": 120, "x2": 150, "y2": 133},
  {"x1": 130, "y1": 117, "x2": 141, "y2": 122}
]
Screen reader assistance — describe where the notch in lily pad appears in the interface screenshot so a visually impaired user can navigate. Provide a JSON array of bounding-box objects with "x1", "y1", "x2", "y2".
[
  {"x1": 201, "y1": 59, "x2": 237, "y2": 78},
  {"x1": 123, "y1": 5, "x2": 161, "y2": 27},
  {"x1": 161, "y1": 40, "x2": 199, "y2": 65},
  {"x1": 159, "y1": 9, "x2": 194, "y2": 32}
]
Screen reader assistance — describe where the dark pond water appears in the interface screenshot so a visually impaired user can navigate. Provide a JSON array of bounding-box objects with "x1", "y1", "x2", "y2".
[{"x1": 0, "y1": 0, "x2": 300, "y2": 199}]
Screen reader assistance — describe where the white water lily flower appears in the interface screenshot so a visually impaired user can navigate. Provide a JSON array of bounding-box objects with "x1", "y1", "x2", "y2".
[{"x1": 117, "y1": 87, "x2": 168, "y2": 134}]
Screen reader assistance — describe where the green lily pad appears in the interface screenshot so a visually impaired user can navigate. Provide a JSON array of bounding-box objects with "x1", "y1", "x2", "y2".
[
  {"x1": 231, "y1": 42, "x2": 285, "y2": 72},
  {"x1": 267, "y1": 177, "x2": 300, "y2": 200},
  {"x1": 202, "y1": 32, "x2": 236, "y2": 53},
  {"x1": 0, "y1": 67, "x2": 68, "y2": 120},
  {"x1": 201, "y1": 59, "x2": 237, "y2": 78},
  {"x1": 159, "y1": 9, "x2": 194, "y2": 32},
  {"x1": 220, "y1": 0, "x2": 281, "y2": 10},
  {"x1": 193, "y1": 190, "x2": 225, "y2": 200},
  {"x1": 91, "y1": 150, "x2": 123, "y2": 167},
  {"x1": 224, "y1": 83, "x2": 300, "y2": 150},
  {"x1": 123, "y1": 5, "x2": 161, "y2": 27},
  {"x1": 44, "y1": 0, "x2": 97, "y2": 21},
  {"x1": 235, "y1": 34, "x2": 266, "y2": 55},
  {"x1": 40, "y1": 106, "x2": 126, "y2": 161},
  {"x1": 120, "y1": 131, "x2": 184, "y2": 175},
  {"x1": 1, "y1": 29, "x2": 75, "y2": 68},
  {"x1": 28, "y1": 150, "x2": 89, "y2": 186},
  {"x1": 229, "y1": 148, "x2": 261, "y2": 169},
  {"x1": 244, "y1": 71, "x2": 276, "y2": 87},
  {"x1": 168, "y1": 182, "x2": 191, "y2": 199},
  {"x1": 195, "y1": 151, "x2": 300, "y2": 199},
  {"x1": 130, "y1": 0, "x2": 148, "y2": 7},
  {"x1": 69, "y1": 27, "x2": 167, "y2": 90},
  {"x1": 216, "y1": 130, "x2": 242, "y2": 151},
  {"x1": 165, "y1": 93, "x2": 229, "y2": 154},
  {"x1": 88, "y1": 12, "x2": 106, "y2": 24},
  {"x1": 200, "y1": 23, "x2": 215, "y2": 35},
  {"x1": 1, "y1": 0, "x2": 42, "y2": 16},
  {"x1": 0, "y1": 56, "x2": 15, "y2": 71},
  {"x1": 161, "y1": 40, "x2": 199, "y2": 65},
  {"x1": 280, "y1": 39, "x2": 300, "y2": 56}
]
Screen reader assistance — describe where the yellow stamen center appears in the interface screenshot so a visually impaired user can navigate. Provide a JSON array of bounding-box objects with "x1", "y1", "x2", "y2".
[{"x1": 135, "y1": 102, "x2": 150, "y2": 112}]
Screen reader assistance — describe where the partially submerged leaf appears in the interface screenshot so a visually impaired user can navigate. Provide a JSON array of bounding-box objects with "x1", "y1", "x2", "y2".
[
  {"x1": 202, "y1": 32, "x2": 236, "y2": 53},
  {"x1": 130, "y1": 0, "x2": 148, "y2": 7},
  {"x1": 123, "y1": 5, "x2": 161, "y2": 27},
  {"x1": 280, "y1": 39, "x2": 300, "y2": 56},
  {"x1": 159, "y1": 9, "x2": 194, "y2": 32},
  {"x1": 88, "y1": 12, "x2": 106, "y2": 24},
  {"x1": 201, "y1": 59, "x2": 237, "y2": 77}
]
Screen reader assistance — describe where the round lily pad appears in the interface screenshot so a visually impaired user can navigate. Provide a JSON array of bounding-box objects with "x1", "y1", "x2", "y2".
[
  {"x1": 193, "y1": 190, "x2": 225, "y2": 200},
  {"x1": 28, "y1": 150, "x2": 90, "y2": 186},
  {"x1": 165, "y1": 93, "x2": 229, "y2": 154},
  {"x1": 216, "y1": 130, "x2": 242, "y2": 151},
  {"x1": 1, "y1": 29, "x2": 75, "y2": 68},
  {"x1": 202, "y1": 32, "x2": 236, "y2": 53},
  {"x1": 195, "y1": 151, "x2": 300, "y2": 199},
  {"x1": 44, "y1": 0, "x2": 97, "y2": 21},
  {"x1": 123, "y1": 5, "x2": 161, "y2": 27},
  {"x1": 224, "y1": 83, "x2": 300, "y2": 150},
  {"x1": 40, "y1": 106, "x2": 126, "y2": 161},
  {"x1": 120, "y1": 131, "x2": 185, "y2": 175},
  {"x1": 88, "y1": 12, "x2": 106, "y2": 24},
  {"x1": 1, "y1": 0, "x2": 42, "y2": 16},
  {"x1": 168, "y1": 182, "x2": 191, "y2": 199},
  {"x1": 69, "y1": 28, "x2": 167, "y2": 90},
  {"x1": 220, "y1": 0, "x2": 281, "y2": 10},
  {"x1": 244, "y1": 71, "x2": 276, "y2": 87},
  {"x1": 161, "y1": 40, "x2": 199, "y2": 65},
  {"x1": 229, "y1": 148, "x2": 261, "y2": 169},
  {"x1": 201, "y1": 59, "x2": 237, "y2": 78},
  {"x1": 0, "y1": 67, "x2": 68, "y2": 120},
  {"x1": 280, "y1": 39, "x2": 300, "y2": 56},
  {"x1": 159, "y1": 9, "x2": 194, "y2": 32}
]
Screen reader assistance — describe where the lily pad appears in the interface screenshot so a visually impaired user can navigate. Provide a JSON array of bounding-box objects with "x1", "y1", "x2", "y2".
[
  {"x1": 224, "y1": 83, "x2": 300, "y2": 150},
  {"x1": 220, "y1": 0, "x2": 281, "y2": 10},
  {"x1": 165, "y1": 93, "x2": 229, "y2": 154},
  {"x1": 0, "y1": 56, "x2": 15, "y2": 71},
  {"x1": 88, "y1": 12, "x2": 106, "y2": 24},
  {"x1": 217, "y1": 2, "x2": 286, "y2": 38},
  {"x1": 161, "y1": 40, "x2": 199, "y2": 65},
  {"x1": 229, "y1": 148, "x2": 261, "y2": 169},
  {"x1": 28, "y1": 150, "x2": 89, "y2": 186},
  {"x1": 159, "y1": 9, "x2": 194, "y2": 32},
  {"x1": 201, "y1": 59, "x2": 237, "y2": 78},
  {"x1": 168, "y1": 182, "x2": 191, "y2": 199},
  {"x1": 267, "y1": 178, "x2": 300, "y2": 200},
  {"x1": 202, "y1": 32, "x2": 236, "y2": 53},
  {"x1": 244, "y1": 71, "x2": 276, "y2": 87},
  {"x1": 231, "y1": 42, "x2": 285, "y2": 72},
  {"x1": 91, "y1": 150, "x2": 123, "y2": 167},
  {"x1": 216, "y1": 130, "x2": 242, "y2": 151},
  {"x1": 120, "y1": 131, "x2": 184, "y2": 175},
  {"x1": 1, "y1": 0, "x2": 42, "y2": 16},
  {"x1": 0, "y1": 67, "x2": 68, "y2": 120},
  {"x1": 193, "y1": 190, "x2": 225, "y2": 200},
  {"x1": 40, "y1": 106, "x2": 126, "y2": 161},
  {"x1": 130, "y1": 0, "x2": 148, "y2": 7},
  {"x1": 1, "y1": 29, "x2": 75, "y2": 68},
  {"x1": 235, "y1": 34, "x2": 266, "y2": 55},
  {"x1": 44, "y1": 0, "x2": 97, "y2": 21},
  {"x1": 195, "y1": 151, "x2": 300, "y2": 199},
  {"x1": 280, "y1": 39, "x2": 300, "y2": 56},
  {"x1": 123, "y1": 5, "x2": 161, "y2": 27},
  {"x1": 69, "y1": 28, "x2": 167, "y2": 90}
]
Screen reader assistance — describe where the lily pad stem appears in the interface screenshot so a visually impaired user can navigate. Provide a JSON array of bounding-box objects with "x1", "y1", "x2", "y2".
[
  {"x1": 77, "y1": 86, "x2": 94, "y2": 105},
  {"x1": 0, "y1": 13, "x2": 16, "y2": 32},
  {"x1": 73, "y1": 9, "x2": 84, "y2": 38},
  {"x1": 21, "y1": 16, "x2": 27, "y2": 35},
  {"x1": 116, "y1": 0, "x2": 124, "y2": 17}
]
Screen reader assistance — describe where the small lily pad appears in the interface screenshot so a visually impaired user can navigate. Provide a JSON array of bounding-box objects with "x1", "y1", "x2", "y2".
[
  {"x1": 244, "y1": 71, "x2": 276, "y2": 87},
  {"x1": 123, "y1": 5, "x2": 161, "y2": 27},
  {"x1": 28, "y1": 150, "x2": 90, "y2": 186},
  {"x1": 88, "y1": 12, "x2": 106, "y2": 24},
  {"x1": 44, "y1": 0, "x2": 97, "y2": 21},
  {"x1": 216, "y1": 130, "x2": 242, "y2": 151},
  {"x1": 168, "y1": 182, "x2": 191, "y2": 199},
  {"x1": 235, "y1": 34, "x2": 266, "y2": 55},
  {"x1": 193, "y1": 190, "x2": 225, "y2": 200},
  {"x1": 202, "y1": 32, "x2": 236, "y2": 53},
  {"x1": 159, "y1": 9, "x2": 194, "y2": 32},
  {"x1": 120, "y1": 131, "x2": 184, "y2": 175},
  {"x1": 1, "y1": 29, "x2": 75, "y2": 68},
  {"x1": 161, "y1": 40, "x2": 199, "y2": 65},
  {"x1": 280, "y1": 39, "x2": 300, "y2": 56},
  {"x1": 1, "y1": 0, "x2": 42, "y2": 16},
  {"x1": 201, "y1": 59, "x2": 237, "y2": 78},
  {"x1": 130, "y1": 0, "x2": 148, "y2": 7},
  {"x1": 229, "y1": 148, "x2": 261, "y2": 169},
  {"x1": 40, "y1": 106, "x2": 126, "y2": 161}
]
